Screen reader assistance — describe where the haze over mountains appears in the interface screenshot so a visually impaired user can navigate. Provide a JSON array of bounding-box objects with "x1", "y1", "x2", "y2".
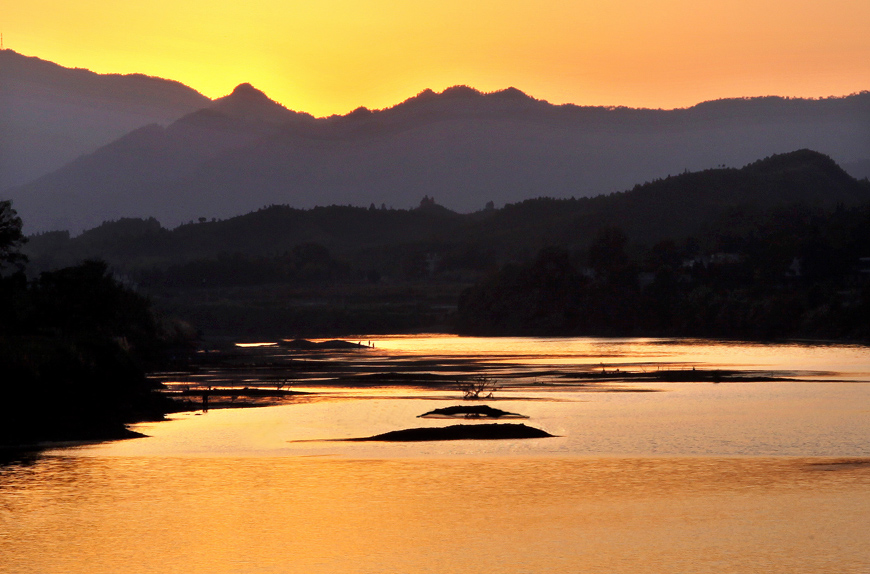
[
  {"x1": 0, "y1": 49, "x2": 209, "y2": 191},
  {"x1": 3, "y1": 50, "x2": 870, "y2": 233}
]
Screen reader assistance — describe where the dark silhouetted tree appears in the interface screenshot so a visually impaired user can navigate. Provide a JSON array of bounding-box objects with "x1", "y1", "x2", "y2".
[{"x1": 0, "y1": 200, "x2": 27, "y2": 274}]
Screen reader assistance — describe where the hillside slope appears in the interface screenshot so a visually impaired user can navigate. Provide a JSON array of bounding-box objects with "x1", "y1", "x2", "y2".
[{"x1": 0, "y1": 49, "x2": 210, "y2": 190}]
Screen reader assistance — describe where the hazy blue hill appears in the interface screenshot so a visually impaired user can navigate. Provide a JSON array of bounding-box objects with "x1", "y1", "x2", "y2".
[
  {"x1": 9, "y1": 83, "x2": 307, "y2": 232},
  {"x1": 8, "y1": 73, "x2": 870, "y2": 233},
  {"x1": 0, "y1": 49, "x2": 210, "y2": 190}
]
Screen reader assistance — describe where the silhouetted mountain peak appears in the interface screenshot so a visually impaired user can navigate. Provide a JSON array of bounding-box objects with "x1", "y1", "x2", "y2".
[
  {"x1": 440, "y1": 85, "x2": 484, "y2": 99},
  {"x1": 214, "y1": 82, "x2": 277, "y2": 107},
  {"x1": 412, "y1": 88, "x2": 438, "y2": 101},
  {"x1": 210, "y1": 83, "x2": 300, "y2": 124},
  {"x1": 619, "y1": 149, "x2": 868, "y2": 211},
  {"x1": 347, "y1": 106, "x2": 374, "y2": 118},
  {"x1": 737, "y1": 149, "x2": 863, "y2": 193},
  {"x1": 230, "y1": 82, "x2": 264, "y2": 97},
  {"x1": 394, "y1": 86, "x2": 478, "y2": 109},
  {"x1": 388, "y1": 85, "x2": 539, "y2": 117},
  {"x1": 490, "y1": 87, "x2": 533, "y2": 101},
  {"x1": 746, "y1": 149, "x2": 843, "y2": 174}
]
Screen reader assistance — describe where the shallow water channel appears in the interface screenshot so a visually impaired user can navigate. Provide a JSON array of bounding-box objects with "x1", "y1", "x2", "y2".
[{"x1": 2, "y1": 337, "x2": 869, "y2": 573}]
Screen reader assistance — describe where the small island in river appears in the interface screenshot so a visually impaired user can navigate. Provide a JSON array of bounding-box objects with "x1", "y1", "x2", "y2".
[
  {"x1": 281, "y1": 339, "x2": 370, "y2": 350},
  {"x1": 346, "y1": 423, "x2": 554, "y2": 442},
  {"x1": 418, "y1": 405, "x2": 528, "y2": 419}
]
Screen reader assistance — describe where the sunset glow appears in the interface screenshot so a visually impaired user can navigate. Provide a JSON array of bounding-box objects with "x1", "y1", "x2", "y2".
[{"x1": 4, "y1": 0, "x2": 870, "y2": 116}]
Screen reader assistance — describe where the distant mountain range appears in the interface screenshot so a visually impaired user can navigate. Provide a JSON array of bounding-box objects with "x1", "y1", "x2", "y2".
[
  {"x1": 0, "y1": 49, "x2": 209, "y2": 191},
  {"x1": 4, "y1": 50, "x2": 870, "y2": 233}
]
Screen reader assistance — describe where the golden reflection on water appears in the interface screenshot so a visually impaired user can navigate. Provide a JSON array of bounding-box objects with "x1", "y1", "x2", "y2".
[
  {"x1": 2, "y1": 456, "x2": 869, "y2": 574},
  {"x1": 369, "y1": 336, "x2": 870, "y2": 381},
  {"x1": 5, "y1": 337, "x2": 870, "y2": 573},
  {"x1": 82, "y1": 382, "x2": 870, "y2": 459}
]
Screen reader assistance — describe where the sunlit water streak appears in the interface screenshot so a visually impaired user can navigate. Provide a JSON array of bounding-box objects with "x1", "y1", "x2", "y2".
[
  {"x1": 370, "y1": 335, "x2": 870, "y2": 380},
  {"x1": 2, "y1": 336, "x2": 869, "y2": 573}
]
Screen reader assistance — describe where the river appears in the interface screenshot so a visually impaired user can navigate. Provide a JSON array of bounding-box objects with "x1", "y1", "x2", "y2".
[{"x1": 2, "y1": 336, "x2": 869, "y2": 573}]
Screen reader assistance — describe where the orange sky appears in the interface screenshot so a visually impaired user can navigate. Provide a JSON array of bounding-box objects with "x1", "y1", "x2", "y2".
[{"x1": 4, "y1": 0, "x2": 870, "y2": 116}]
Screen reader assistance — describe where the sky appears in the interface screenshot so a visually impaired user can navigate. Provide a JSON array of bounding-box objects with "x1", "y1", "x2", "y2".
[{"x1": 4, "y1": 0, "x2": 870, "y2": 117}]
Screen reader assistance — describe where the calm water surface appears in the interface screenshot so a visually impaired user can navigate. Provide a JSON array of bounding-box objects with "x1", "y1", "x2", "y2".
[{"x1": 2, "y1": 337, "x2": 869, "y2": 573}]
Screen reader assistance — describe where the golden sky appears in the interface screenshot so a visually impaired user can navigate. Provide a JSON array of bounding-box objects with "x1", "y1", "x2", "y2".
[{"x1": 5, "y1": 0, "x2": 870, "y2": 116}]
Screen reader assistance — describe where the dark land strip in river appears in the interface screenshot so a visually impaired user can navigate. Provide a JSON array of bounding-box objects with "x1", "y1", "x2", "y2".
[{"x1": 151, "y1": 339, "x2": 806, "y2": 412}]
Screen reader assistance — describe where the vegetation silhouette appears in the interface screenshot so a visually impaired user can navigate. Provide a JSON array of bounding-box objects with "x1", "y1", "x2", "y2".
[
  {"x1": 0, "y1": 202, "x2": 192, "y2": 447},
  {"x1": 418, "y1": 405, "x2": 527, "y2": 419},
  {"x1": 457, "y1": 375, "x2": 500, "y2": 399},
  {"x1": 456, "y1": 202, "x2": 870, "y2": 339},
  {"x1": 0, "y1": 201, "x2": 27, "y2": 271},
  {"x1": 19, "y1": 149, "x2": 870, "y2": 340}
]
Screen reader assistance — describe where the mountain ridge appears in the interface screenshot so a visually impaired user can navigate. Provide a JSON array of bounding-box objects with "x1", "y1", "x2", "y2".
[
  {"x1": 0, "y1": 49, "x2": 211, "y2": 190},
  {"x1": 209, "y1": 82, "x2": 312, "y2": 125},
  {"x1": 5, "y1": 51, "x2": 870, "y2": 233}
]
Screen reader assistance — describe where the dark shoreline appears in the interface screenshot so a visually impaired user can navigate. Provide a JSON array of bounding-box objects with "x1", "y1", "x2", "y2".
[{"x1": 0, "y1": 428, "x2": 146, "y2": 455}]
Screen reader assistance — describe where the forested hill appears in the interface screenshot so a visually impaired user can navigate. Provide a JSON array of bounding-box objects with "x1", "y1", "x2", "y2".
[
  {"x1": 24, "y1": 149, "x2": 870, "y2": 275},
  {"x1": 20, "y1": 149, "x2": 870, "y2": 339},
  {"x1": 453, "y1": 152, "x2": 870, "y2": 339}
]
